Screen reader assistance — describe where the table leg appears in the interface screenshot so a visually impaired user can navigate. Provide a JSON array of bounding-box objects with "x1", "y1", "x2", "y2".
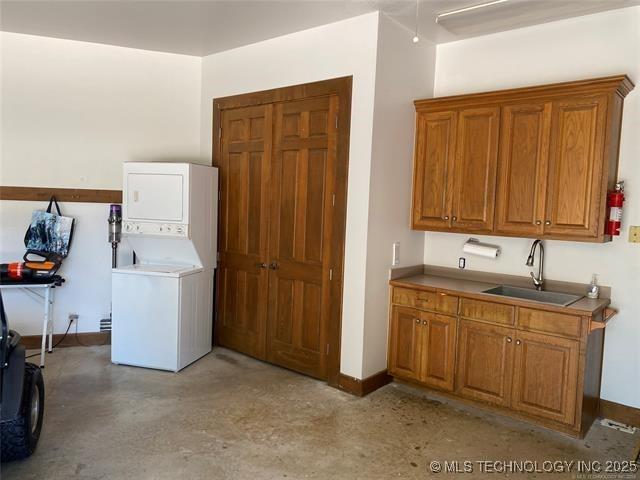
[
  {"x1": 40, "y1": 287, "x2": 50, "y2": 368},
  {"x1": 47, "y1": 288, "x2": 54, "y2": 352}
]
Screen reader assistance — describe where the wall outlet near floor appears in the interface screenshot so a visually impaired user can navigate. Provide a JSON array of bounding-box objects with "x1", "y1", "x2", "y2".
[
  {"x1": 629, "y1": 226, "x2": 640, "y2": 243},
  {"x1": 68, "y1": 313, "x2": 79, "y2": 323}
]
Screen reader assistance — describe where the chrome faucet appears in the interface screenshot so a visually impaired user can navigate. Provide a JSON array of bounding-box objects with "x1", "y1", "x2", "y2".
[{"x1": 526, "y1": 240, "x2": 544, "y2": 291}]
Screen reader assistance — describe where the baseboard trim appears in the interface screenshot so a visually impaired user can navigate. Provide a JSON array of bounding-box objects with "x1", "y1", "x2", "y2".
[
  {"x1": 337, "y1": 370, "x2": 392, "y2": 397},
  {"x1": 22, "y1": 332, "x2": 111, "y2": 350},
  {"x1": 599, "y1": 399, "x2": 640, "y2": 428}
]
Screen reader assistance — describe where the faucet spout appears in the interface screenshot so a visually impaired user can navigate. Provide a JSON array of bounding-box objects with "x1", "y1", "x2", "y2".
[{"x1": 526, "y1": 240, "x2": 544, "y2": 291}]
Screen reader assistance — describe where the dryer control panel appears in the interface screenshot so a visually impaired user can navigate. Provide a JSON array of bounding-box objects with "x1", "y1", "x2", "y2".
[{"x1": 122, "y1": 221, "x2": 189, "y2": 238}]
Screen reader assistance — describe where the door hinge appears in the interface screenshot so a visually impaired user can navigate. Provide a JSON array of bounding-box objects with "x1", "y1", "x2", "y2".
[
  {"x1": 218, "y1": 127, "x2": 222, "y2": 139},
  {"x1": 218, "y1": 190, "x2": 221, "y2": 201},
  {"x1": 332, "y1": 193, "x2": 335, "y2": 207},
  {"x1": 329, "y1": 269, "x2": 333, "y2": 281},
  {"x1": 326, "y1": 343, "x2": 330, "y2": 355},
  {"x1": 335, "y1": 114, "x2": 338, "y2": 130}
]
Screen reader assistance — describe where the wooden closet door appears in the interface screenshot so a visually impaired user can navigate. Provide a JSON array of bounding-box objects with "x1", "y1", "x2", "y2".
[
  {"x1": 216, "y1": 105, "x2": 272, "y2": 360},
  {"x1": 451, "y1": 107, "x2": 500, "y2": 232},
  {"x1": 544, "y1": 95, "x2": 608, "y2": 238},
  {"x1": 266, "y1": 96, "x2": 338, "y2": 379},
  {"x1": 495, "y1": 103, "x2": 552, "y2": 236},
  {"x1": 412, "y1": 111, "x2": 457, "y2": 229}
]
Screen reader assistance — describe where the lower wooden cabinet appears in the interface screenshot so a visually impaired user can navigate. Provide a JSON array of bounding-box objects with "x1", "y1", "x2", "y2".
[
  {"x1": 511, "y1": 331, "x2": 579, "y2": 425},
  {"x1": 388, "y1": 307, "x2": 457, "y2": 391},
  {"x1": 455, "y1": 320, "x2": 514, "y2": 407},
  {"x1": 388, "y1": 284, "x2": 605, "y2": 437}
]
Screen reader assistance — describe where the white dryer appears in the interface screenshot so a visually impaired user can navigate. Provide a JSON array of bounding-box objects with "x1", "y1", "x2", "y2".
[{"x1": 111, "y1": 162, "x2": 218, "y2": 372}]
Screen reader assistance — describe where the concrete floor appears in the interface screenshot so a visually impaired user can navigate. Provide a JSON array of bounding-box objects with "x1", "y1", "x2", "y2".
[{"x1": 2, "y1": 346, "x2": 638, "y2": 480}]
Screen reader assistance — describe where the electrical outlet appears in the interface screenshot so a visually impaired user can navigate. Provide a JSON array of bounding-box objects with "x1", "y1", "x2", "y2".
[
  {"x1": 629, "y1": 226, "x2": 640, "y2": 243},
  {"x1": 392, "y1": 242, "x2": 400, "y2": 266},
  {"x1": 68, "y1": 313, "x2": 79, "y2": 323}
]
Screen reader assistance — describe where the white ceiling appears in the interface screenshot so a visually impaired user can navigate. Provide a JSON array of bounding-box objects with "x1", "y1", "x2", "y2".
[{"x1": 1, "y1": 0, "x2": 638, "y2": 56}]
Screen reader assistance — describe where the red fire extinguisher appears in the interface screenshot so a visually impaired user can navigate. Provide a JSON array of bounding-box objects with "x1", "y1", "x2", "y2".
[{"x1": 605, "y1": 181, "x2": 625, "y2": 236}]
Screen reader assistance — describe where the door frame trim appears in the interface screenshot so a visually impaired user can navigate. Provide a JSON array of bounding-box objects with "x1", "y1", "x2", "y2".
[{"x1": 212, "y1": 76, "x2": 353, "y2": 388}]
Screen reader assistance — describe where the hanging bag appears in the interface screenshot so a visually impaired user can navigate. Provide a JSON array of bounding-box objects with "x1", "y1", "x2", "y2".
[{"x1": 24, "y1": 196, "x2": 75, "y2": 258}]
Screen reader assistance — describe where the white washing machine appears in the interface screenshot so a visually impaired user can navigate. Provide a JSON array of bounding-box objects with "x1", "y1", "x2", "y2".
[{"x1": 111, "y1": 162, "x2": 218, "y2": 372}]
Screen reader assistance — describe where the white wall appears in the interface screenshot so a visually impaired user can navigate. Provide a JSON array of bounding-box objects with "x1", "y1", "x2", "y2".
[
  {"x1": 427, "y1": 7, "x2": 640, "y2": 407},
  {"x1": 0, "y1": 32, "x2": 202, "y2": 334},
  {"x1": 361, "y1": 15, "x2": 435, "y2": 377},
  {"x1": 200, "y1": 13, "x2": 380, "y2": 378}
]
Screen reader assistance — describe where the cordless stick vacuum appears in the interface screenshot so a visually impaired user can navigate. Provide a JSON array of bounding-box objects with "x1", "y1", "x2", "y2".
[{"x1": 101, "y1": 204, "x2": 122, "y2": 333}]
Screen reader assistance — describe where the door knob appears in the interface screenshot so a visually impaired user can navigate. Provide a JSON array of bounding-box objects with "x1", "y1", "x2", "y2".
[
  {"x1": 506, "y1": 337, "x2": 512, "y2": 343},
  {"x1": 422, "y1": 320, "x2": 428, "y2": 325},
  {"x1": 516, "y1": 340, "x2": 522, "y2": 345},
  {"x1": 269, "y1": 262, "x2": 279, "y2": 270},
  {"x1": 255, "y1": 262, "x2": 267, "y2": 269}
]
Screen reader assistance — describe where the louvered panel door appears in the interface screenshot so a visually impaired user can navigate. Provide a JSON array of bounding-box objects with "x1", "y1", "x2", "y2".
[
  {"x1": 266, "y1": 96, "x2": 338, "y2": 379},
  {"x1": 216, "y1": 105, "x2": 272, "y2": 360}
]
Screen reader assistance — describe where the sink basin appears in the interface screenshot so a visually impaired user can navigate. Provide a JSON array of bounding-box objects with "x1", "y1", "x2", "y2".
[{"x1": 481, "y1": 285, "x2": 583, "y2": 307}]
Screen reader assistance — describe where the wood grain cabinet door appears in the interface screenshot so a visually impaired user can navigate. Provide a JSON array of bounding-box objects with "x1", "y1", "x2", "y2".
[
  {"x1": 511, "y1": 331, "x2": 580, "y2": 425},
  {"x1": 495, "y1": 103, "x2": 552, "y2": 236},
  {"x1": 456, "y1": 319, "x2": 515, "y2": 407},
  {"x1": 412, "y1": 111, "x2": 457, "y2": 229},
  {"x1": 216, "y1": 105, "x2": 272, "y2": 360},
  {"x1": 544, "y1": 95, "x2": 608, "y2": 238},
  {"x1": 451, "y1": 107, "x2": 500, "y2": 232},
  {"x1": 265, "y1": 96, "x2": 339, "y2": 380},
  {"x1": 388, "y1": 306, "x2": 423, "y2": 380},
  {"x1": 420, "y1": 313, "x2": 457, "y2": 391}
]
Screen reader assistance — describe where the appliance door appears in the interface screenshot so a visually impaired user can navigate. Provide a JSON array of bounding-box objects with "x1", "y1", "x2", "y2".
[
  {"x1": 125, "y1": 172, "x2": 186, "y2": 223},
  {"x1": 112, "y1": 272, "x2": 179, "y2": 371}
]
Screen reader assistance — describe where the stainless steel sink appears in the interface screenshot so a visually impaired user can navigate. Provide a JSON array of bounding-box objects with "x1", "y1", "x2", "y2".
[{"x1": 481, "y1": 285, "x2": 583, "y2": 307}]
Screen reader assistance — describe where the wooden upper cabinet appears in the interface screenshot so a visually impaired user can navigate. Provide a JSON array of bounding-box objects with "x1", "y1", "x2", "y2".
[
  {"x1": 544, "y1": 95, "x2": 608, "y2": 238},
  {"x1": 451, "y1": 107, "x2": 500, "y2": 232},
  {"x1": 495, "y1": 102, "x2": 551, "y2": 236},
  {"x1": 412, "y1": 111, "x2": 456, "y2": 229},
  {"x1": 412, "y1": 75, "x2": 634, "y2": 242}
]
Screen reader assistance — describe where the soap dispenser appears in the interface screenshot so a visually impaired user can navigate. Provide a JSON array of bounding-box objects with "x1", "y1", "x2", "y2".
[{"x1": 587, "y1": 274, "x2": 600, "y2": 299}]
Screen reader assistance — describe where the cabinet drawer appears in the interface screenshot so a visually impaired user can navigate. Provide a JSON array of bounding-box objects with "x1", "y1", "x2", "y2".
[
  {"x1": 517, "y1": 308, "x2": 582, "y2": 339},
  {"x1": 460, "y1": 298, "x2": 515, "y2": 326},
  {"x1": 393, "y1": 288, "x2": 458, "y2": 314}
]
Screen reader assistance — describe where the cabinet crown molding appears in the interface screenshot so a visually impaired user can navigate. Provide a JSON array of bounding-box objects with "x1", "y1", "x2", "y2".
[{"x1": 414, "y1": 75, "x2": 634, "y2": 110}]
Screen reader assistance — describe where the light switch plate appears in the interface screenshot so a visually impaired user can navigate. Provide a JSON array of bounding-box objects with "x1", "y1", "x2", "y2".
[
  {"x1": 392, "y1": 242, "x2": 400, "y2": 266},
  {"x1": 629, "y1": 226, "x2": 640, "y2": 243}
]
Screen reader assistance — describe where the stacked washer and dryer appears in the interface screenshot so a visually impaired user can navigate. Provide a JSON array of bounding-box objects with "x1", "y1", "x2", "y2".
[{"x1": 111, "y1": 162, "x2": 218, "y2": 372}]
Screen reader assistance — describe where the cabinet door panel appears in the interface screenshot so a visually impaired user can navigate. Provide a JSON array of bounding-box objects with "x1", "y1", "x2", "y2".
[
  {"x1": 412, "y1": 111, "x2": 456, "y2": 229},
  {"x1": 456, "y1": 319, "x2": 514, "y2": 407},
  {"x1": 545, "y1": 95, "x2": 607, "y2": 237},
  {"x1": 512, "y1": 331, "x2": 579, "y2": 425},
  {"x1": 421, "y1": 313, "x2": 457, "y2": 391},
  {"x1": 495, "y1": 103, "x2": 551, "y2": 235},
  {"x1": 389, "y1": 306, "x2": 422, "y2": 380},
  {"x1": 451, "y1": 107, "x2": 500, "y2": 232}
]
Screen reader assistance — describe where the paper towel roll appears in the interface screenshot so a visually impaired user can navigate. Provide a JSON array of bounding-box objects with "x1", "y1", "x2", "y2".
[{"x1": 463, "y1": 240, "x2": 501, "y2": 258}]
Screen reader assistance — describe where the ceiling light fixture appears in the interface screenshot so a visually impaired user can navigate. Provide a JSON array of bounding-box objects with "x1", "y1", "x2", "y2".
[
  {"x1": 436, "y1": 0, "x2": 509, "y2": 23},
  {"x1": 412, "y1": 0, "x2": 420, "y2": 43}
]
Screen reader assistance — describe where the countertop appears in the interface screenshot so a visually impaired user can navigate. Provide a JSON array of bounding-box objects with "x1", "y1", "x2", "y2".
[{"x1": 390, "y1": 273, "x2": 610, "y2": 316}]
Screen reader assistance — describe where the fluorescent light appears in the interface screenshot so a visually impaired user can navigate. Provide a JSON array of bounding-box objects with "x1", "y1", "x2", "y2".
[{"x1": 436, "y1": 0, "x2": 509, "y2": 23}]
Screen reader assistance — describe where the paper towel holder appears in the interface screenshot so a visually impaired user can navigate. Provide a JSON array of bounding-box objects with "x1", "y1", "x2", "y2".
[{"x1": 463, "y1": 237, "x2": 501, "y2": 258}]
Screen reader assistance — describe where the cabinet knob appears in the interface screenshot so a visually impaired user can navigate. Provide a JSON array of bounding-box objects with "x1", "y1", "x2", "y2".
[
  {"x1": 269, "y1": 262, "x2": 279, "y2": 270},
  {"x1": 535, "y1": 220, "x2": 542, "y2": 225},
  {"x1": 545, "y1": 220, "x2": 551, "y2": 225},
  {"x1": 415, "y1": 318, "x2": 420, "y2": 324},
  {"x1": 516, "y1": 340, "x2": 522, "y2": 345},
  {"x1": 255, "y1": 262, "x2": 268, "y2": 269},
  {"x1": 452, "y1": 216, "x2": 457, "y2": 222},
  {"x1": 422, "y1": 320, "x2": 428, "y2": 325},
  {"x1": 506, "y1": 337, "x2": 512, "y2": 343},
  {"x1": 443, "y1": 216, "x2": 449, "y2": 221}
]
